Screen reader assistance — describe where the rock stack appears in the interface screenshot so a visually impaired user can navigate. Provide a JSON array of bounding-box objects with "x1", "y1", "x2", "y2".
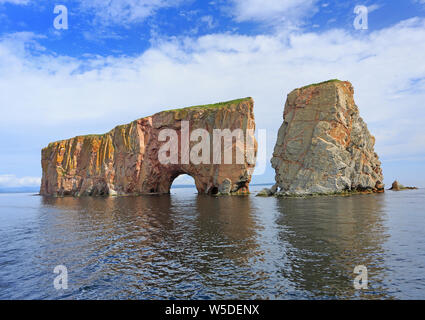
[{"x1": 268, "y1": 80, "x2": 384, "y2": 196}]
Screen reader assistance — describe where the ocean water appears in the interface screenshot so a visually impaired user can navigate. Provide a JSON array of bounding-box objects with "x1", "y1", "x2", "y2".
[{"x1": 0, "y1": 185, "x2": 424, "y2": 300}]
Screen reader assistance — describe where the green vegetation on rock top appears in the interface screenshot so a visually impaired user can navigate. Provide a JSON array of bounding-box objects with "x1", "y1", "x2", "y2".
[
  {"x1": 44, "y1": 133, "x2": 106, "y2": 149},
  {"x1": 299, "y1": 79, "x2": 342, "y2": 90},
  {"x1": 162, "y1": 97, "x2": 252, "y2": 113},
  {"x1": 43, "y1": 97, "x2": 252, "y2": 150},
  {"x1": 78, "y1": 133, "x2": 105, "y2": 138}
]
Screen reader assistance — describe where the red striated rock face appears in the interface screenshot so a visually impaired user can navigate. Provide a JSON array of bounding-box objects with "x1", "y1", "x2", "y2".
[
  {"x1": 270, "y1": 80, "x2": 384, "y2": 196},
  {"x1": 40, "y1": 98, "x2": 257, "y2": 196}
]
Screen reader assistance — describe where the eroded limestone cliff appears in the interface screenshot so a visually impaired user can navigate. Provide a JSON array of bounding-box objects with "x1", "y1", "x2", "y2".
[
  {"x1": 41, "y1": 98, "x2": 257, "y2": 196},
  {"x1": 269, "y1": 80, "x2": 384, "y2": 196}
]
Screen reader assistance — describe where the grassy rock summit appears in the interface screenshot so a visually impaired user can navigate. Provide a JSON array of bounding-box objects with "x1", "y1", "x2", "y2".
[
  {"x1": 269, "y1": 80, "x2": 384, "y2": 196},
  {"x1": 40, "y1": 98, "x2": 257, "y2": 197}
]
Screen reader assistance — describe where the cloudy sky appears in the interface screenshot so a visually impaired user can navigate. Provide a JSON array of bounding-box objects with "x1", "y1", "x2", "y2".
[{"x1": 0, "y1": 0, "x2": 425, "y2": 189}]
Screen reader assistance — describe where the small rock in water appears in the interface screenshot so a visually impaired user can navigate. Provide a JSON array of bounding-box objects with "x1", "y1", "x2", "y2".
[
  {"x1": 390, "y1": 180, "x2": 418, "y2": 191},
  {"x1": 218, "y1": 178, "x2": 232, "y2": 195},
  {"x1": 256, "y1": 188, "x2": 273, "y2": 197},
  {"x1": 390, "y1": 180, "x2": 401, "y2": 191}
]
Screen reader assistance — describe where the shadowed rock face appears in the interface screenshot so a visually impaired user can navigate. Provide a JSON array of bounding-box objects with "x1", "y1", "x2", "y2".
[
  {"x1": 271, "y1": 80, "x2": 384, "y2": 196},
  {"x1": 41, "y1": 98, "x2": 257, "y2": 197}
]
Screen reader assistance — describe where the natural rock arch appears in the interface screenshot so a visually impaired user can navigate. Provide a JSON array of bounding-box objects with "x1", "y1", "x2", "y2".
[{"x1": 40, "y1": 98, "x2": 257, "y2": 197}]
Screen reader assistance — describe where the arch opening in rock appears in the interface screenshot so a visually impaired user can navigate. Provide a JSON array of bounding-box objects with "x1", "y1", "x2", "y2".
[{"x1": 170, "y1": 173, "x2": 196, "y2": 192}]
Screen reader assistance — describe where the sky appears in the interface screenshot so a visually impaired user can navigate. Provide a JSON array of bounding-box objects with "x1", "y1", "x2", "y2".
[{"x1": 0, "y1": 0, "x2": 425, "y2": 189}]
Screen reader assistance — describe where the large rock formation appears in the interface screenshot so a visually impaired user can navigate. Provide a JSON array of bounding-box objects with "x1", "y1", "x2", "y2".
[
  {"x1": 270, "y1": 80, "x2": 384, "y2": 196},
  {"x1": 41, "y1": 98, "x2": 257, "y2": 196}
]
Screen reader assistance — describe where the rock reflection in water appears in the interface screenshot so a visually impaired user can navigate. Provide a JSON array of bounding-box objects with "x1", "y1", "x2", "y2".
[
  {"x1": 2, "y1": 189, "x2": 415, "y2": 299},
  {"x1": 39, "y1": 194, "x2": 263, "y2": 299},
  {"x1": 274, "y1": 194, "x2": 390, "y2": 299}
]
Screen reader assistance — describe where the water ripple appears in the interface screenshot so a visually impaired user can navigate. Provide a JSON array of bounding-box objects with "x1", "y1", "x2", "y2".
[{"x1": 0, "y1": 188, "x2": 425, "y2": 299}]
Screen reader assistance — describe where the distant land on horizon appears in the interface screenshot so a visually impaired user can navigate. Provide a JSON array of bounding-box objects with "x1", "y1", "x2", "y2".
[{"x1": 0, "y1": 187, "x2": 40, "y2": 194}]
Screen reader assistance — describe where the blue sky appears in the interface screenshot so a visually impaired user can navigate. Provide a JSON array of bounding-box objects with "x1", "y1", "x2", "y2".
[{"x1": 1, "y1": 0, "x2": 425, "y2": 188}]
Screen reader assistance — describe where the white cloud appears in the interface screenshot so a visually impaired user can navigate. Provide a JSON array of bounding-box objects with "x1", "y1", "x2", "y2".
[
  {"x1": 78, "y1": 0, "x2": 186, "y2": 25},
  {"x1": 229, "y1": 0, "x2": 319, "y2": 25},
  {"x1": 0, "y1": 174, "x2": 40, "y2": 187},
  {"x1": 172, "y1": 174, "x2": 195, "y2": 185},
  {"x1": 1, "y1": 18, "x2": 425, "y2": 185}
]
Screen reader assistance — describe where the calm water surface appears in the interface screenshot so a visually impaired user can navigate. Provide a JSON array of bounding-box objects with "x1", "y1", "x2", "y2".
[{"x1": 0, "y1": 186, "x2": 424, "y2": 299}]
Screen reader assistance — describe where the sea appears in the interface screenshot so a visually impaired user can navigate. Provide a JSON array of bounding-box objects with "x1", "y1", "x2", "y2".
[{"x1": 0, "y1": 185, "x2": 424, "y2": 299}]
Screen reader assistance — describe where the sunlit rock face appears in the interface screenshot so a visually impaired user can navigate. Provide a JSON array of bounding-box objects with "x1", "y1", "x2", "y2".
[
  {"x1": 270, "y1": 80, "x2": 384, "y2": 196},
  {"x1": 40, "y1": 98, "x2": 257, "y2": 196}
]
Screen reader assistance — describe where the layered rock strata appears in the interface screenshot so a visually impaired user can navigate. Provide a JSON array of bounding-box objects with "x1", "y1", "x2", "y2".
[
  {"x1": 269, "y1": 80, "x2": 384, "y2": 196},
  {"x1": 41, "y1": 98, "x2": 257, "y2": 196}
]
